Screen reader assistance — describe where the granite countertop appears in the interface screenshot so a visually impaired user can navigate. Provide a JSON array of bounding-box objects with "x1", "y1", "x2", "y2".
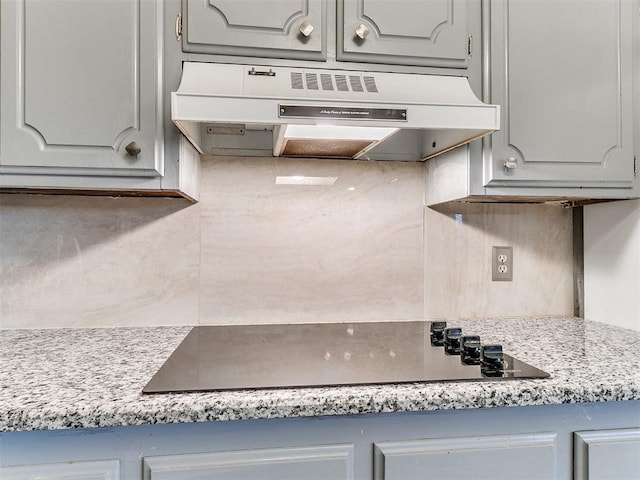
[{"x1": 1, "y1": 317, "x2": 639, "y2": 432}]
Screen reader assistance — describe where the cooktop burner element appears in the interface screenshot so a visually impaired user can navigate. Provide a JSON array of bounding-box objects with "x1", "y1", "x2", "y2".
[{"x1": 142, "y1": 321, "x2": 549, "y2": 394}]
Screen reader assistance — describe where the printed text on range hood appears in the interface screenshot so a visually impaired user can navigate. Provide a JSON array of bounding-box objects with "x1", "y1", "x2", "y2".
[{"x1": 172, "y1": 62, "x2": 500, "y2": 161}]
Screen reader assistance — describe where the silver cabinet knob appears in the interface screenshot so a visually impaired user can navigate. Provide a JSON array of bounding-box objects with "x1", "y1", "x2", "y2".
[
  {"x1": 504, "y1": 157, "x2": 518, "y2": 170},
  {"x1": 125, "y1": 141, "x2": 141, "y2": 157},
  {"x1": 355, "y1": 23, "x2": 370, "y2": 40},
  {"x1": 175, "y1": 13, "x2": 182, "y2": 41},
  {"x1": 299, "y1": 20, "x2": 314, "y2": 37}
]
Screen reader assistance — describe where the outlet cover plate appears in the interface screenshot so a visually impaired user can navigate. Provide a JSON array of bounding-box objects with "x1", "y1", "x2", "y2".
[{"x1": 492, "y1": 246, "x2": 513, "y2": 281}]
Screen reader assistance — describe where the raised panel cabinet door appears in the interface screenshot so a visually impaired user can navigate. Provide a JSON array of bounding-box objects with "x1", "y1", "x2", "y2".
[
  {"x1": 143, "y1": 444, "x2": 354, "y2": 480},
  {"x1": 486, "y1": 0, "x2": 635, "y2": 189},
  {"x1": 0, "y1": 459, "x2": 120, "y2": 480},
  {"x1": 374, "y1": 433, "x2": 558, "y2": 480},
  {"x1": 182, "y1": 0, "x2": 326, "y2": 60},
  {"x1": 338, "y1": 0, "x2": 471, "y2": 68},
  {"x1": 574, "y1": 428, "x2": 640, "y2": 480},
  {"x1": 0, "y1": 0, "x2": 163, "y2": 179}
]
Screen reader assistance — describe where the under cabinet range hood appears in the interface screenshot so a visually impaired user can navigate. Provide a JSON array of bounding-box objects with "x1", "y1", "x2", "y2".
[{"x1": 172, "y1": 62, "x2": 500, "y2": 161}]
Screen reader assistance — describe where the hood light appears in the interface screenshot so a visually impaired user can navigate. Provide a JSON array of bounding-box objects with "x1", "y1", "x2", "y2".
[
  {"x1": 273, "y1": 124, "x2": 399, "y2": 159},
  {"x1": 281, "y1": 124, "x2": 398, "y2": 140}
]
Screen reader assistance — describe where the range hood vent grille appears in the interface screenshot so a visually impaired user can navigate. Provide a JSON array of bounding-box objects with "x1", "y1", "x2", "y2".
[
  {"x1": 291, "y1": 72, "x2": 304, "y2": 90},
  {"x1": 321, "y1": 73, "x2": 333, "y2": 91},
  {"x1": 290, "y1": 71, "x2": 379, "y2": 94}
]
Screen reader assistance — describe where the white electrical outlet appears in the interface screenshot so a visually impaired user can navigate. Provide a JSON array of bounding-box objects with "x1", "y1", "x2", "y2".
[{"x1": 492, "y1": 246, "x2": 513, "y2": 281}]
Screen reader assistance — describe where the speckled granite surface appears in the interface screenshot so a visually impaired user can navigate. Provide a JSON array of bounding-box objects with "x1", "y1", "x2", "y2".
[{"x1": 1, "y1": 317, "x2": 639, "y2": 432}]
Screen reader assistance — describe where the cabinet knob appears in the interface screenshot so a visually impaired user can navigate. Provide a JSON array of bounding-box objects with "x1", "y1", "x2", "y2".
[
  {"x1": 125, "y1": 141, "x2": 141, "y2": 157},
  {"x1": 175, "y1": 13, "x2": 182, "y2": 41},
  {"x1": 355, "y1": 23, "x2": 370, "y2": 40},
  {"x1": 504, "y1": 157, "x2": 518, "y2": 170},
  {"x1": 299, "y1": 20, "x2": 314, "y2": 37}
]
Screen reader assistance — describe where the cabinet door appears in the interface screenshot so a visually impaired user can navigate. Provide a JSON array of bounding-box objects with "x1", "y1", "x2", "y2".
[
  {"x1": 574, "y1": 428, "x2": 640, "y2": 480},
  {"x1": 0, "y1": 459, "x2": 120, "y2": 480},
  {"x1": 182, "y1": 0, "x2": 326, "y2": 61},
  {"x1": 485, "y1": 0, "x2": 635, "y2": 189},
  {"x1": 0, "y1": 0, "x2": 163, "y2": 180},
  {"x1": 143, "y1": 445, "x2": 354, "y2": 480},
  {"x1": 374, "y1": 433, "x2": 558, "y2": 480},
  {"x1": 338, "y1": 0, "x2": 471, "y2": 68}
]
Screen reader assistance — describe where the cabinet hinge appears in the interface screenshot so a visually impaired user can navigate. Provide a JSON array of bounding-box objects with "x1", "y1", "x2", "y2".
[
  {"x1": 467, "y1": 34, "x2": 473, "y2": 59},
  {"x1": 175, "y1": 13, "x2": 182, "y2": 41}
]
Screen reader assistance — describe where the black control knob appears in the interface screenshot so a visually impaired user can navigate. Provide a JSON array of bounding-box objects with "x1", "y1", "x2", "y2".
[
  {"x1": 481, "y1": 344, "x2": 504, "y2": 376},
  {"x1": 444, "y1": 327, "x2": 463, "y2": 355},
  {"x1": 461, "y1": 335, "x2": 481, "y2": 365},
  {"x1": 430, "y1": 321, "x2": 447, "y2": 346}
]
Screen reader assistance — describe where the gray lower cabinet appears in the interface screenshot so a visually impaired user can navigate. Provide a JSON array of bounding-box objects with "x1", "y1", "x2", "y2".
[
  {"x1": 182, "y1": 0, "x2": 473, "y2": 69},
  {"x1": 374, "y1": 433, "x2": 558, "y2": 480},
  {"x1": 143, "y1": 445, "x2": 355, "y2": 480},
  {"x1": 0, "y1": 0, "x2": 198, "y2": 199},
  {"x1": 0, "y1": 459, "x2": 120, "y2": 480},
  {"x1": 426, "y1": 0, "x2": 638, "y2": 204},
  {"x1": 2, "y1": 402, "x2": 639, "y2": 480},
  {"x1": 574, "y1": 428, "x2": 640, "y2": 480}
]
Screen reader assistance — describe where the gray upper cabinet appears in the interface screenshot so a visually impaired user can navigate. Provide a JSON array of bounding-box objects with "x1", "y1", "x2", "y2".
[
  {"x1": 338, "y1": 0, "x2": 471, "y2": 68},
  {"x1": 182, "y1": 0, "x2": 327, "y2": 61},
  {"x1": 181, "y1": 0, "x2": 474, "y2": 70},
  {"x1": 0, "y1": 0, "x2": 198, "y2": 199},
  {"x1": 1, "y1": 0, "x2": 161, "y2": 178},
  {"x1": 485, "y1": 0, "x2": 636, "y2": 190},
  {"x1": 426, "y1": 0, "x2": 638, "y2": 205}
]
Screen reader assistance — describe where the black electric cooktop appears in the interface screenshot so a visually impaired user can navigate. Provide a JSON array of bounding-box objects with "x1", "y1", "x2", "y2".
[{"x1": 143, "y1": 321, "x2": 549, "y2": 394}]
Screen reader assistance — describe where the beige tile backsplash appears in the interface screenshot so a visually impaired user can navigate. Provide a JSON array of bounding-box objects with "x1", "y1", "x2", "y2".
[
  {"x1": 424, "y1": 203, "x2": 573, "y2": 319},
  {"x1": 0, "y1": 195, "x2": 200, "y2": 328},
  {"x1": 0, "y1": 157, "x2": 573, "y2": 328},
  {"x1": 198, "y1": 157, "x2": 424, "y2": 324}
]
